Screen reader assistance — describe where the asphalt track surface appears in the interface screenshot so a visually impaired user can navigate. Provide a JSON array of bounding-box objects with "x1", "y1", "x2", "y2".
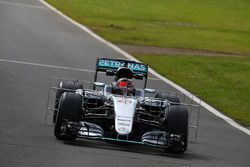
[{"x1": 0, "y1": 0, "x2": 249, "y2": 167}]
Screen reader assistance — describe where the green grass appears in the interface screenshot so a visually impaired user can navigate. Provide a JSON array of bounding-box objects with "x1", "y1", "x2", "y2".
[
  {"x1": 135, "y1": 55, "x2": 250, "y2": 126},
  {"x1": 46, "y1": 0, "x2": 250, "y2": 54}
]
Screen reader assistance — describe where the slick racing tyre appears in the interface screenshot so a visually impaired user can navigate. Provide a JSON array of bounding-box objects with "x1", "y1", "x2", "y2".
[
  {"x1": 54, "y1": 92, "x2": 82, "y2": 140},
  {"x1": 155, "y1": 92, "x2": 180, "y2": 104},
  {"x1": 53, "y1": 80, "x2": 82, "y2": 123},
  {"x1": 165, "y1": 105, "x2": 188, "y2": 154}
]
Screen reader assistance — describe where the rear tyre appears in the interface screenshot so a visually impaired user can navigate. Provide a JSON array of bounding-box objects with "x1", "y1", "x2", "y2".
[
  {"x1": 155, "y1": 92, "x2": 180, "y2": 104},
  {"x1": 54, "y1": 92, "x2": 82, "y2": 140},
  {"x1": 165, "y1": 105, "x2": 188, "y2": 154},
  {"x1": 53, "y1": 80, "x2": 82, "y2": 123}
]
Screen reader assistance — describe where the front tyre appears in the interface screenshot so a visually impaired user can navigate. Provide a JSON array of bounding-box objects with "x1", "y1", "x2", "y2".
[
  {"x1": 165, "y1": 105, "x2": 188, "y2": 154},
  {"x1": 54, "y1": 92, "x2": 82, "y2": 140},
  {"x1": 53, "y1": 80, "x2": 82, "y2": 123}
]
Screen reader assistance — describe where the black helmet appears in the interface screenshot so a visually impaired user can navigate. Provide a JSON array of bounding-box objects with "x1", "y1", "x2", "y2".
[{"x1": 115, "y1": 67, "x2": 133, "y2": 81}]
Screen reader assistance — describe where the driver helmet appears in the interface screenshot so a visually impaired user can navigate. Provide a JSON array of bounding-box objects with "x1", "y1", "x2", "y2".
[{"x1": 115, "y1": 78, "x2": 135, "y2": 96}]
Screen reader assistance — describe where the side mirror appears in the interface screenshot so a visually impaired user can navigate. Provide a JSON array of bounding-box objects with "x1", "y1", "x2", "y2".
[
  {"x1": 94, "y1": 82, "x2": 105, "y2": 88},
  {"x1": 144, "y1": 88, "x2": 155, "y2": 93},
  {"x1": 106, "y1": 70, "x2": 115, "y2": 76}
]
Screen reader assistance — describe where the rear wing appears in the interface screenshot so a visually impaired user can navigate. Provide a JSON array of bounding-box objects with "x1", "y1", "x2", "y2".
[{"x1": 94, "y1": 58, "x2": 149, "y2": 88}]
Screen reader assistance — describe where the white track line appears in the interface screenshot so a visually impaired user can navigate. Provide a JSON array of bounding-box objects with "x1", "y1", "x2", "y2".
[
  {"x1": 39, "y1": 0, "x2": 250, "y2": 136},
  {"x1": 0, "y1": 0, "x2": 46, "y2": 9},
  {"x1": 0, "y1": 58, "x2": 94, "y2": 72}
]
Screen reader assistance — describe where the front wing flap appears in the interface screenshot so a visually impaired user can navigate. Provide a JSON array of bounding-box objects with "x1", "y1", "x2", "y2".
[{"x1": 61, "y1": 120, "x2": 185, "y2": 150}]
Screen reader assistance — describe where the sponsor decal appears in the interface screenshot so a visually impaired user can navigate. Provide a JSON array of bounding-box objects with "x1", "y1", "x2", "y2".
[
  {"x1": 127, "y1": 62, "x2": 147, "y2": 72},
  {"x1": 98, "y1": 59, "x2": 125, "y2": 69},
  {"x1": 118, "y1": 127, "x2": 129, "y2": 133},
  {"x1": 117, "y1": 118, "x2": 131, "y2": 122},
  {"x1": 98, "y1": 59, "x2": 147, "y2": 73},
  {"x1": 117, "y1": 122, "x2": 130, "y2": 126},
  {"x1": 117, "y1": 98, "x2": 132, "y2": 104}
]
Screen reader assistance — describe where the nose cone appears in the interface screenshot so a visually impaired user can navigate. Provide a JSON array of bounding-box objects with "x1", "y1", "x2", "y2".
[{"x1": 112, "y1": 96, "x2": 138, "y2": 135}]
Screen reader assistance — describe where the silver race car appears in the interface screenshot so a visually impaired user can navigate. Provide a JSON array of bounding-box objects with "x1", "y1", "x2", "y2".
[{"x1": 48, "y1": 58, "x2": 199, "y2": 154}]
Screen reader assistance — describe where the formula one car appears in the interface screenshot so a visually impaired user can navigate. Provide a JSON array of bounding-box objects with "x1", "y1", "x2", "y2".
[{"x1": 51, "y1": 58, "x2": 189, "y2": 153}]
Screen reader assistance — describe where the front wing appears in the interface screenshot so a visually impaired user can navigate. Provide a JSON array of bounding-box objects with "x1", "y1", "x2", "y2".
[{"x1": 61, "y1": 120, "x2": 186, "y2": 151}]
